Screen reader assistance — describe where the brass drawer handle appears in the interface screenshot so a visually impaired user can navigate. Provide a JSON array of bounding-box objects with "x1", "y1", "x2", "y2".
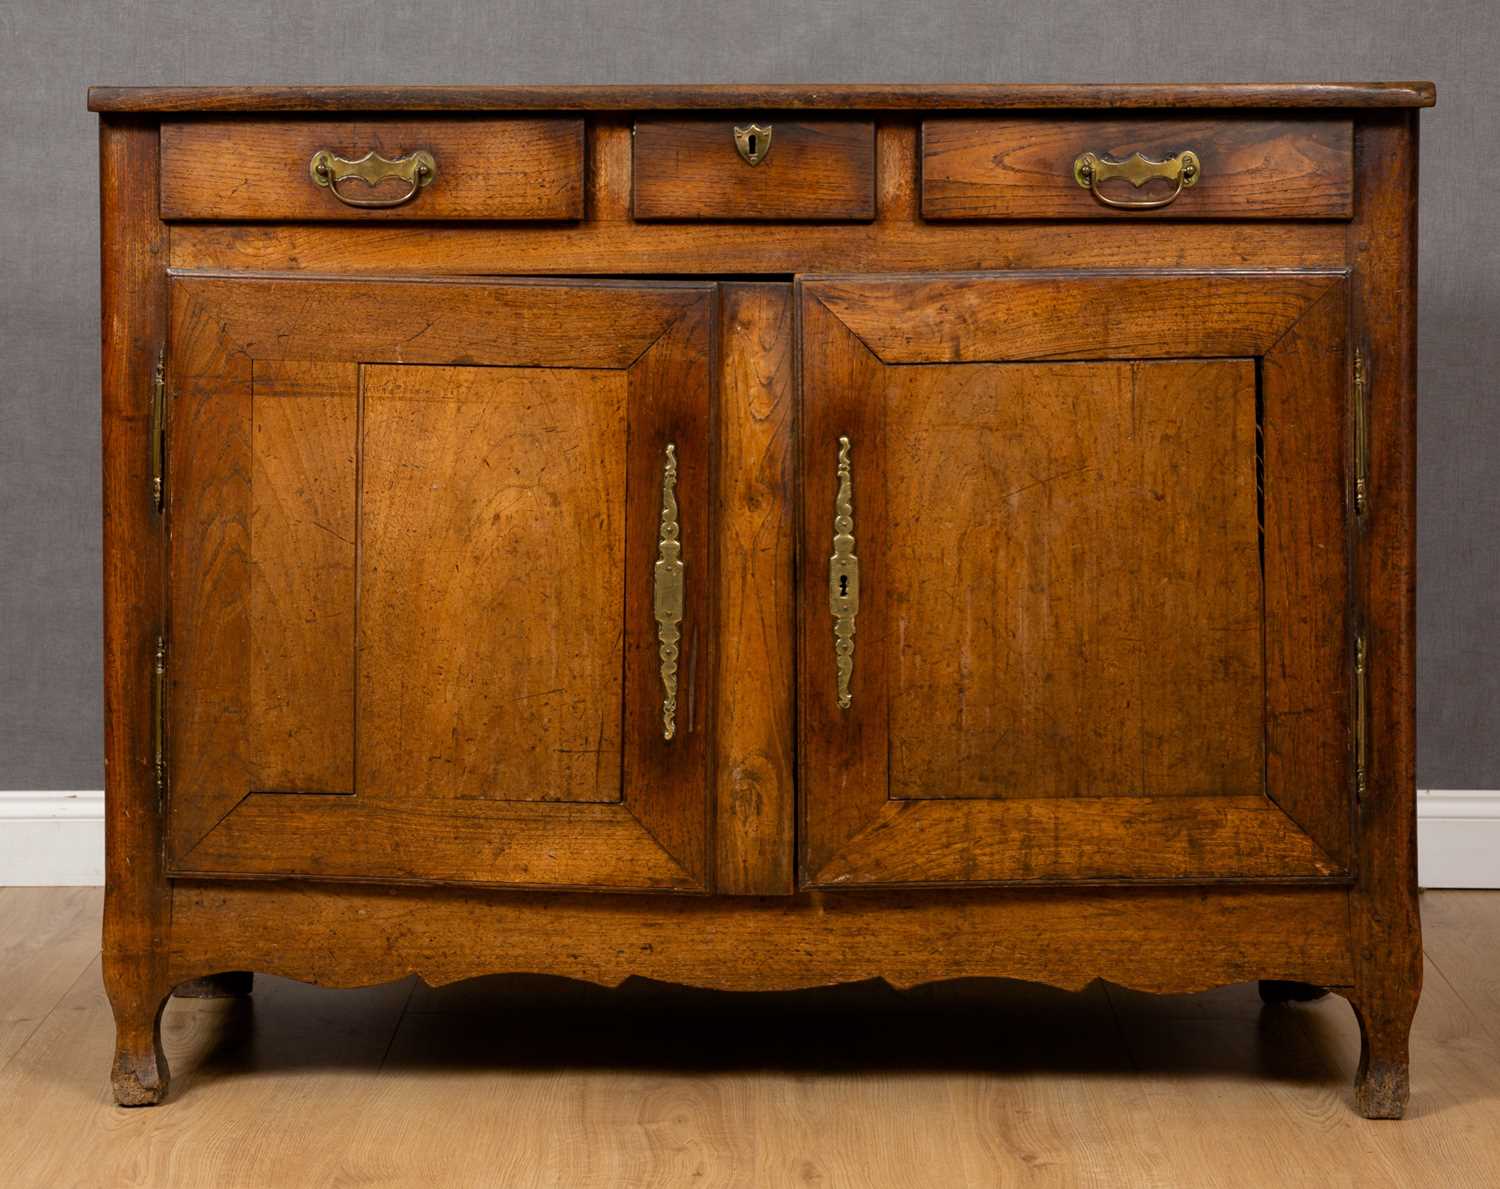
[
  {"x1": 829, "y1": 436, "x2": 859, "y2": 710},
  {"x1": 654, "y1": 444, "x2": 684, "y2": 741},
  {"x1": 309, "y1": 148, "x2": 436, "y2": 208},
  {"x1": 1072, "y1": 149, "x2": 1200, "y2": 210}
]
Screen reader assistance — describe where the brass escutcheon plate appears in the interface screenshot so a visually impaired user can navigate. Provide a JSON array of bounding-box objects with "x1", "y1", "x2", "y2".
[{"x1": 733, "y1": 123, "x2": 773, "y2": 166}]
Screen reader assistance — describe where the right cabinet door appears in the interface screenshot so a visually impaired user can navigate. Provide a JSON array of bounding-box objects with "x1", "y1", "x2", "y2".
[{"x1": 798, "y1": 271, "x2": 1356, "y2": 888}]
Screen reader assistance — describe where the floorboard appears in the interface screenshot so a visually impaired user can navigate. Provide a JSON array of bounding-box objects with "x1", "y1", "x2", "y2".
[{"x1": 0, "y1": 889, "x2": 1496, "y2": 1187}]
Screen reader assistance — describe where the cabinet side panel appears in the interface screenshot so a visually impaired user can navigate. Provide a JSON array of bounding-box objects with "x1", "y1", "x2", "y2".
[
  {"x1": 715, "y1": 284, "x2": 796, "y2": 894},
  {"x1": 1342, "y1": 112, "x2": 1422, "y2": 1113},
  {"x1": 99, "y1": 117, "x2": 172, "y2": 1075}
]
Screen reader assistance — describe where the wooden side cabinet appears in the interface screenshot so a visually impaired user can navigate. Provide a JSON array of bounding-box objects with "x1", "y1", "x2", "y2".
[{"x1": 92, "y1": 82, "x2": 1433, "y2": 1118}]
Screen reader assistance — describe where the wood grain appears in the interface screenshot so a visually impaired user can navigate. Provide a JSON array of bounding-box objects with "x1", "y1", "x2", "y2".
[
  {"x1": 175, "y1": 796, "x2": 699, "y2": 890},
  {"x1": 88, "y1": 81, "x2": 1438, "y2": 113},
  {"x1": 0, "y1": 888, "x2": 101, "y2": 1070},
  {"x1": 164, "y1": 311, "x2": 252, "y2": 860},
  {"x1": 1261, "y1": 283, "x2": 1354, "y2": 868},
  {"x1": 884, "y1": 359, "x2": 1263, "y2": 800},
  {"x1": 165, "y1": 881, "x2": 1355, "y2": 994},
  {"x1": 633, "y1": 120, "x2": 875, "y2": 220},
  {"x1": 97, "y1": 89, "x2": 1427, "y2": 1116},
  {"x1": 99, "y1": 117, "x2": 174, "y2": 1106},
  {"x1": 1341, "y1": 112, "x2": 1423, "y2": 1119},
  {"x1": 161, "y1": 118, "x2": 584, "y2": 221},
  {"x1": 357, "y1": 365, "x2": 627, "y2": 805},
  {"x1": 813, "y1": 796, "x2": 1341, "y2": 887},
  {"x1": 809, "y1": 270, "x2": 1342, "y2": 364},
  {"x1": 170, "y1": 124, "x2": 1352, "y2": 277},
  {"x1": 165, "y1": 276, "x2": 717, "y2": 890},
  {"x1": 799, "y1": 274, "x2": 1349, "y2": 888},
  {"x1": 714, "y1": 285, "x2": 795, "y2": 895},
  {"x1": 169, "y1": 273, "x2": 706, "y2": 370},
  {"x1": 798, "y1": 297, "x2": 891, "y2": 877},
  {"x1": 921, "y1": 118, "x2": 1353, "y2": 219},
  {"x1": 248, "y1": 360, "x2": 357, "y2": 794},
  {"x1": 620, "y1": 303, "x2": 716, "y2": 887},
  {"x1": 169, "y1": 354, "x2": 361, "y2": 835},
  {"x1": 13, "y1": 890, "x2": 1500, "y2": 1185}
]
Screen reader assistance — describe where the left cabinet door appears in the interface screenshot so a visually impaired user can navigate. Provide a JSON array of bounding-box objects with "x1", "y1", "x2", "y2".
[{"x1": 164, "y1": 274, "x2": 714, "y2": 891}]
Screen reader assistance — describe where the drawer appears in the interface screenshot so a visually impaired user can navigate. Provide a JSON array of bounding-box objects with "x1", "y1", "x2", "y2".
[
  {"x1": 632, "y1": 119, "x2": 875, "y2": 221},
  {"x1": 159, "y1": 118, "x2": 584, "y2": 221},
  {"x1": 921, "y1": 117, "x2": 1353, "y2": 219}
]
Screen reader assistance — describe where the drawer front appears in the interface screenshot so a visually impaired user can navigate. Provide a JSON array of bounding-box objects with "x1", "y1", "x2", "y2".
[
  {"x1": 160, "y1": 118, "x2": 584, "y2": 221},
  {"x1": 921, "y1": 118, "x2": 1353, "y2": 220},
  {"x1": 633, "y1": 119, "x2": 875, "y2": 221}
]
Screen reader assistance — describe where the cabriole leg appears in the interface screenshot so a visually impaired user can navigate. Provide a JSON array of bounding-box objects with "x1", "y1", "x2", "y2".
[
  {"x1": 1349, "y1": 994, "x2": 1415, "y2": 1120},
  {"x1": 106, "y1": 980, "x2": 172, "y2": 1107}
]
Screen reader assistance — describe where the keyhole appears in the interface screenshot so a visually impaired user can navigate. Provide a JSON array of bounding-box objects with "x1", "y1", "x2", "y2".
[
  {"x1": 747, "y1": 133, "x2": 758, "y2": 158},
  {"x1": 839, "y1": 574, "x2": 849, "y2": 597}
]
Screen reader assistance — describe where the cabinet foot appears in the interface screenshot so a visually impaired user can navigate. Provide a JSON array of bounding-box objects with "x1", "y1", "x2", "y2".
[
  {"x1": 174, "y1": 971, "x2": 254, "y2": 999},
  {"x1": 1258, "y1": 979, "x2": 1328, "y2": 1004},
  {"x1": 109, "y1": 992, "x2": 171, "y2": 1107},
  {"x1": 1349, "y1": 998, "x2": 1414, "y2": 1120}
]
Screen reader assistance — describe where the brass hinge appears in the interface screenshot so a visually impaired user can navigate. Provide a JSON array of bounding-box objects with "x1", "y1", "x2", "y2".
[
  {"x1": 152, "y1": 635, "x2": 167, "y2": 808},
  {"x1": 150, "y1": 350, "x2": 166, "y2": 512},
  {"x1": 1354, "y1": 632, "x2": 1368, "y2": 803},
  {"x1": 1353, "y1": 349, "x2": 1369, "y2": 517}
]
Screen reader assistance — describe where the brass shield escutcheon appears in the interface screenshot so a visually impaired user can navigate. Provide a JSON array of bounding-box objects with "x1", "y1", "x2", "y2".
[{"x1": 733, "y1": 123, "x2": 773, "y2": 166}]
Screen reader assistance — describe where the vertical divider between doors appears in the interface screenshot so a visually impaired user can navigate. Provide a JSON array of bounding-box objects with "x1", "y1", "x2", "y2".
[
  {"x1": 713, "y1": 282, "x2": 798, "y2": 894},
  {"x1": 352, "y1": 364, "x2": 365, "y2": 800},
  {"x1": 791, "y1": 279, "x2": 805, "y2": 892},
  {"x1": 1254, "y1": 355, "x2": 1270, "y2": 803}
]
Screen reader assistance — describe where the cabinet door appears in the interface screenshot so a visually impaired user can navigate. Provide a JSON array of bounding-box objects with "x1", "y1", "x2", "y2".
[
  {"x1": 799, "y1": 271, "x2": 1354, "y2": 887},
  {"x1": 166, "y1": 275, "x2": 713, "y2": 891}
]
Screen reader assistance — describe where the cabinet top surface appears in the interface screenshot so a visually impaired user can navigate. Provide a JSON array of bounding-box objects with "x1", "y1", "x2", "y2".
[{"x1": 88, "y1": 81, "x2": 1436, "y2": 114}]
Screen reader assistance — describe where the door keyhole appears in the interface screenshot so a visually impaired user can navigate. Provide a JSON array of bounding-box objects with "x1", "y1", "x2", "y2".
[{"x1": 839, "y1": 574, "x2": 849, "y2": 597}]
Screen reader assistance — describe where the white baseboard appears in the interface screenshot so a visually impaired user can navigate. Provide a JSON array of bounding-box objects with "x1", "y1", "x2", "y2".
[
  {"x1": 0, "y1": 791, "x2": 105, "y2": 886},
  {"x1": 1, "y1": 788, "x2": 1496, "y2": 889},
  {"x1": 1418, "y1": 790, "x2": 1500, "y2": 889}
]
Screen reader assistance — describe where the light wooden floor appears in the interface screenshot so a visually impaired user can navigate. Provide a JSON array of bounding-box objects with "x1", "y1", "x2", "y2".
[{"x1": 1, "y1": 889, "x2": 1497, "y2": 1188}]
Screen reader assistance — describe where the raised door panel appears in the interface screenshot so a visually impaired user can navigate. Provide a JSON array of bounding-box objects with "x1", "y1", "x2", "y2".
[
  {"x1": 166, "y1": 274, "x2": 714, "y2": 891},
  {"x1": 799, "y1": 271, "x2": 1354, "y2": 888},
  {"x1": 357, "y1": 365, "x2": 628, "y2": 805},
  {"x1": 885, "y1": 358, "x2": 1264, "y2": 801}
]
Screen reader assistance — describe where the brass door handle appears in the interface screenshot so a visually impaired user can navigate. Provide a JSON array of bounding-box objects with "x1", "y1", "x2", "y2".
[
  {"x1": 309, "y1": 148, "x2": 436, "y2": 208},
  {"x1": 654, "y1": 444, "x2": 684, "y2": 741},
  {"x1": 1072, "y1": 149, "x2": 1200, "y2": 210},
  {"x1": 829, "y1": 436, "x2": 859, "y2": 709}
]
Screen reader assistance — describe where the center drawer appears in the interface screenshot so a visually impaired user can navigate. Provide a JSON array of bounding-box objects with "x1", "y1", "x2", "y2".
[
  {"x1": 159, "y1": 117, "x2": 585, "y2": 221},
  {"x1": 632, "y1": 119, "x2": 876, "y2": 221}
]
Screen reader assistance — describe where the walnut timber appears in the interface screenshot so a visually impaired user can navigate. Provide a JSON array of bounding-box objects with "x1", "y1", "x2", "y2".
[{"x1": 95, "y1": 83, "x2": 1430, "y2": 1121}]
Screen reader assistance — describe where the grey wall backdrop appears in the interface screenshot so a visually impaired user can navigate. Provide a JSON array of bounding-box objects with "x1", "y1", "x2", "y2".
[{"x1": 2, "y1": 1, "x2": 1495, "y2": 789}]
